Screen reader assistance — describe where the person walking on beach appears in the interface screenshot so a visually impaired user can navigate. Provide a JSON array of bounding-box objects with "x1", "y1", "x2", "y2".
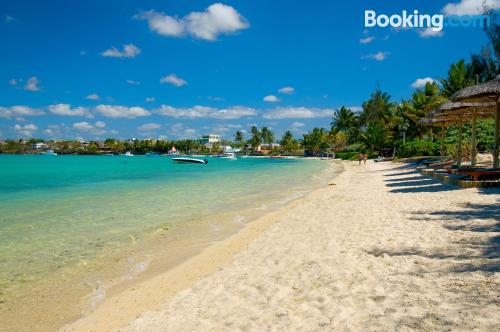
[
  {"x1": 358, "y1": 152, "x2": 364, "y2": 165},
  {"x1": 363, "y1": 152, "x2": 368, "y2": 165}
]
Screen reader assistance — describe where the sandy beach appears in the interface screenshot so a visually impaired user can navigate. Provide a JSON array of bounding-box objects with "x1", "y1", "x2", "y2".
[{"x1": 60, "y1": 160, "x2": 500, "y2": 331}]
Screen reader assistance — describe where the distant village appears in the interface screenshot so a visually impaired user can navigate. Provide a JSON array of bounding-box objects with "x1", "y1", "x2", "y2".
[{"x1": 0, "y1": 134, "x2": 286, "y2": 156}]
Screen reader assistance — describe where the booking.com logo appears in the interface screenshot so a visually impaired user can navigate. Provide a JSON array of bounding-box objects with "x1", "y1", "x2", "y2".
[{"x1": 365, "y1": 10, "x2": 491, "y2": 31}]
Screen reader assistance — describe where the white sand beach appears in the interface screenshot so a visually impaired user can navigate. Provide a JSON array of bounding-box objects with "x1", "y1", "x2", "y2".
[{"x1": 64, "y1": 161, "x2": 500, "y2": 331}]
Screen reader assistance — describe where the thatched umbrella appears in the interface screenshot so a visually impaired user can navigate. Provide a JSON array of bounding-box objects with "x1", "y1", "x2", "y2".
[
  {"x1": 452, "y1": 75, "x2": 500, "y2": 168},
  {"x1": 422, "y1": 102, "x2": 495, "y2": 165}
]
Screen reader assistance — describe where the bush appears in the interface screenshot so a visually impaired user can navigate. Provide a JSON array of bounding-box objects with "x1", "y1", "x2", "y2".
[
  {"x1": 397, "y1": 139, "x2": 440, "y2": 158},
  {"x1": 336, "y1": 151, "x2": 360, "y2": 160}
]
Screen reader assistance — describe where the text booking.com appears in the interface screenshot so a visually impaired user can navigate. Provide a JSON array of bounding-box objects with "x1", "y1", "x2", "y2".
[{"x1": 365, "y1": 10, "x2": 491, "y2": 31}]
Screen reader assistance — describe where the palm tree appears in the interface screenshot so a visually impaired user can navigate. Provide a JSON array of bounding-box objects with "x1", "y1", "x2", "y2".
[
  {"x1": 234, "y1": 130, "x2": 244, "y2": 145},
  {"x1": 440, "y1": 59, "x2": 474, "y2": 97},
  {"x1": 303, "y1": 128, "x2": 329, "y2": 156},
  {"x1": 360, "y1": 89, "x2": 393, "y2": 126},
  {"x1": 260, "y1": 127, "x2": 274, "y2": 144},
  {"x1": 359, "y1": 123, "x2": 392, "y2": 153},
  {"x1": 249, "y1": 126, "x2": 261, "y2": 150},
  {"x1": 280, "y1": 130, "x2": 297, "y2": 152},
  {"x1": 331, "y1": 106, "x2": 358, "y2": 141}
]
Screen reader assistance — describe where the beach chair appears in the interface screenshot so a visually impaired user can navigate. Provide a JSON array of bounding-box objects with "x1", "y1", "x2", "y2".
[{"x1": 455, "y1": 168, "x2": 500, "y2": 181}]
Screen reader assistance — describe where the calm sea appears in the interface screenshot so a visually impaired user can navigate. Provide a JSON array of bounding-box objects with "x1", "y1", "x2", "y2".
[{"x1": 0, "y1": 154, "x2": 334, "y2": 302}]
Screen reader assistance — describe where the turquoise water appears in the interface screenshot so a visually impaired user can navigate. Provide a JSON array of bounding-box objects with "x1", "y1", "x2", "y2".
[{"x1": 0, "y1": 155, "x2": 332, "y2": 296}]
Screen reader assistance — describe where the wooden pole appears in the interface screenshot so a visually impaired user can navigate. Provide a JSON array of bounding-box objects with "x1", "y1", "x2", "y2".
[
  {"x1": 457, "y1": 120, "x2": 463, "y2": 167},
  {"x1": 471, "y1": 110, "x2": 477, "y2": 167},
  {"x1": 440, "y1": 125, "x2": 445, "y2": 162},
  {"x1": 495, "y1": 98, "x2": 500, "y2": 168}
]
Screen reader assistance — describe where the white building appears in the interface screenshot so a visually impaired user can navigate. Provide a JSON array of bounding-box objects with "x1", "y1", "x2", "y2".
[
  {"x1": 198, "y1": 134, "x2": 221, "y2": 148},
  {"x1": 32, "y1": 142, "x2": 49, "y2": 150}
]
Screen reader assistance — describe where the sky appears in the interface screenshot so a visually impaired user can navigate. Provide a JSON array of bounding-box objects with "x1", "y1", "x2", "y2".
[{"x1": 0, "y1": 0, "x2": 498, "y2": 141}]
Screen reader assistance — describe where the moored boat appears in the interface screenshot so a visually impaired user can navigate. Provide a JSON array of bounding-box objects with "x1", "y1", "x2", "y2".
[{"x1": 173, "y1": 157, "x2": 208, "y2": 164}]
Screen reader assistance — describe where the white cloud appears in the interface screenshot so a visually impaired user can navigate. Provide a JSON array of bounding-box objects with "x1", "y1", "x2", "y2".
[
  {"x1": 138, "y1": 123, "x2": 161, "y2": 131},
  {"x1": 0, "y1": 106, "x2": 44, "y2": 118},
  {"x1": 278, "y1": 86, "x2": 294, "y2": 94},
  {"x1": 291, "y1": 121, "x2": 305, "y2": 128},
  {"x1": 263, "y1": 95, "x2": 281, "y2": 103},
  {"x1": 263, "y1": 107, "x2": 333, "y2": 119},
  {"x1": 8, "y1": 79, "x2": 17, "y2": 86},
  {"x1": 86, "y1": 93, "x2": 100, "y2": 100},
  {"x1": 24, "y1": 77, "x2": 41, "y2": 91},
  {"x1": 145, "y1": 97, "x2": 156, "y2": 103},
  {"x1": 160, "y1": 74, "x2": 187, "y2": 87},
  {"x1": 411, "y1": 77, "x2": 436, "y2": 88},
  {"x1": 442, "y1": 0, "x2": 499, "y2": 16},
  {"x1": 94, "y1": 121, "x2": 106, "y2": 128},
  {"x1": 135, "y1": 3, "x2": 249, "y2": 41},
  {"x1": 94, "y1": 104, "x2": 151, "y2": 119},
  {"x1": 211, "y1": 106, "x2": 256, "y2": 119},
  {"x1": 14, "y1": 123, "x2": 38, "y2": 137},
  {"x1": 348, "y1": 106, "x2": 363, "y2": 114},
  {"x1": 43, "y1": 129, "x2": 55, "y2": 136},
  {"x1": 361, "y1": 51, "x2": 390, "y2": 61},
  {"x1": 73, "y1": 122, "x2": 94, "y2": 131},
  {"x1": 101, "y1": 44, "x2": 141, "y2": 58},
  {"x1": 48, "y1": 104, "x2": 92, "y2": 117},
  {"x1": 360, "y1": 36, "x2": 375, "y2": 44},
  {"x1": 126, "y1": 79, "x2": 140, "y2": 85},
  {"x1": 167, "y1": 123, "x2": 198, "y2": 139},
  {"x1": 155, "y1": 105, "x2": 256, "y2": 119},
  {"x1": 73, "y1": 121, "x2": 107, "y2": 136},
  {"x1": 418, "y1": 28, "x2": 444, "y2": 38}
]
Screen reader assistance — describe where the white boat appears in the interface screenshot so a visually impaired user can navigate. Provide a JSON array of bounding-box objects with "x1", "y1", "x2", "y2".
[
  {"x1": 216, "y1": 152, "x2": 237, "y2": 159},
  {"x1": 122, "y1": 151, "x2": 134, "y2": 157},
  {"x1": 42, "y1": 149, "x2": 57, "y2": 155},
  {"x1": 173, "y1": 157, "x2": 208, "y2": 164}
]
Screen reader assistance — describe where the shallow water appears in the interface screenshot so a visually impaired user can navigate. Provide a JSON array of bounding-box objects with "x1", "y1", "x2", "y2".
[{"x1": 0, "y1": 155, "x2": 333, "y2": 300}]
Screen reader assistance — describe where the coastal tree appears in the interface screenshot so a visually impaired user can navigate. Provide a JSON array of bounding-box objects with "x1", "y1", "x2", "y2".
[
  {"x1": 260, "y1": 127, "x2": 274, "y2": 144},
  {"x1": 359, "y1": 123, "x2": 392, "y2": 154},
  {"x1": 359, "y1": 89, "x2": 393, "y2": 127},
  {"x1": 248, "y1": 126, "x2": 261, "y2": 150},
  {"x1": 234, "y1": 130, "x2": 245, "y2": 145},
  {"x1": 331, "y1": 106, "x2": 358, "y2": 142},
  {"x1": 303, "y1": 127, "x2": 330, "y2": 156},
  {"x1": 440, "y1": 60, "x2": 474, "y2": 97},
  {"x1": 280, "y1": 130, "x2": 298, "y2": 152}
]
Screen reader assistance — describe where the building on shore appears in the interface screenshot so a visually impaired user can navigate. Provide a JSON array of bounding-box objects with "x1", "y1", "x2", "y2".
[
  {"x1": 257, "y1": 143, "x2": 281, "y2": 154},
  {"x1": 198, "y1": 134, "x2": 221, "y2": 148}
]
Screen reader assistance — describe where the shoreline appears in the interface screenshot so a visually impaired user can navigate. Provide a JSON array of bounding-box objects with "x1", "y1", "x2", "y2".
[
  {"x1": 0, "y1": 157, "x2": 336, "y2": 331},
  {"x1": 61, "y1": 161, "x2": 343, "y2": 331},
  {"x1": 66, "y1": 160, "x2": 500, "y2": 331}
]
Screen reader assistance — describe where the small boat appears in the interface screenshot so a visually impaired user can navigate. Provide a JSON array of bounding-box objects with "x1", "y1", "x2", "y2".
[
  {"x1": 42, "y1": 149, "x2": 57, "y2": 155},
  {"x1": 215, "y1": 152, "x2": 236, "y2": 159},
  {"x1": 123, "y1": 151, "x2": 134, "y2": 157},
  {"x1": 173, "y1": 157, "x2": 208, "y2": 164}
]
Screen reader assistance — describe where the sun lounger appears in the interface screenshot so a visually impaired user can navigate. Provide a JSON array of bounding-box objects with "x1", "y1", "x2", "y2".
[{"x1": 455, "y1": 168, "x2": 500, "y2": 181}]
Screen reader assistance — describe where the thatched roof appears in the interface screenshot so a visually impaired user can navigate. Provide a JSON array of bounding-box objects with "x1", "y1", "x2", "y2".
[
  {"x1": 451, "y1": 75, "x2": 500, "y2": 102},
  {"x1": 438, "y1": 101, "x2": 496, "y2": 112},
  {"x1": 420, "y1": 101, "x2": 496, "y2": 126}
]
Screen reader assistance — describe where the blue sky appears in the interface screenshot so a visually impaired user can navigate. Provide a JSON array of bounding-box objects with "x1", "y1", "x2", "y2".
[{"x1": 0, "y1": 0, "x2": 497, "y2": 141}]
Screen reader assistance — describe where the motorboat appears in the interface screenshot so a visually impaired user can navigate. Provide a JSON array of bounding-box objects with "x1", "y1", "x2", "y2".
[
  {"x1": 42, "y1": 149, "x2": 57, "y2": 155},
  {"x1": 173, "y1": 157, "x2": 208, "y2": 164},
  {"x1": 122, "y1": 151, "x2": 134, "y2": 157},
  {"x1": 215, "y1": 152, "x2": 236, "y2": 159}
]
